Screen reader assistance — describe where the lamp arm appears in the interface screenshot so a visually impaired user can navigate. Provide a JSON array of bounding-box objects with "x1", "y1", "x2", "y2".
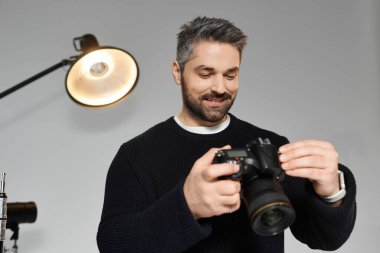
[{"x1": 0, "y1": 58, "x2": 74, "y2": 100}]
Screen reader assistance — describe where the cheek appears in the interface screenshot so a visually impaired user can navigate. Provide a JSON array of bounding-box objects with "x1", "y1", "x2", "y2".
[
  {"x1": 186, "y1": 76, "x2": 212, "y2": 93},
  {"x1": 226, "y1": 80, "x2": 239, "y2": 94}
]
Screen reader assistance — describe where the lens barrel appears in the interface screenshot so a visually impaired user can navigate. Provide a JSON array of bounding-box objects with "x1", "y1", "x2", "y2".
[{"x1": 242, "y1": 177, "x2": 295, "y2": 236}]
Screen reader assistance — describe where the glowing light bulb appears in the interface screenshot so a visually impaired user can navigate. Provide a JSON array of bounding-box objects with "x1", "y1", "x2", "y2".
[{"x1": 90, "y1": 62, "x2": 108, "y2": 76}]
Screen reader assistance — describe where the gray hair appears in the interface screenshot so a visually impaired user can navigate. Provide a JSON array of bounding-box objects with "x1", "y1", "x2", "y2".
[{"x1": 176, "y1": 16, "x2": 247, "y2": 71}]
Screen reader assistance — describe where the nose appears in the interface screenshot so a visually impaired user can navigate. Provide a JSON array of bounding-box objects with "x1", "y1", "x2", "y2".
[{"x1": 210, "y1": 74, "x2": 227, "y2": 94}]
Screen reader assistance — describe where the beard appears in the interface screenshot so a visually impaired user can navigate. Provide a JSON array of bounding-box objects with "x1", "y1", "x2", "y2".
[{"x1": 180, "y1": 77, "x2": 236, "y2": 123}]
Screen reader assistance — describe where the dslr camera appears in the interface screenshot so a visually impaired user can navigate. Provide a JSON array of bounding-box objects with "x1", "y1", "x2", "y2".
[{"x1": 213, "y1": 138, "x2": 295, "y2": 236}]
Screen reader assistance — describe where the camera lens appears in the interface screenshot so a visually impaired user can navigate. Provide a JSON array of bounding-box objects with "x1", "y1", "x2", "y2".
[
  {"x1": 242, "y1": 178, "x2": 295, "y2": 236},
  {"x1": 260, "y1": 208, "x2": 284, "y2": 227},
  {"x1": 248, "y1": 200, "x2": 295, "y2": 236}
]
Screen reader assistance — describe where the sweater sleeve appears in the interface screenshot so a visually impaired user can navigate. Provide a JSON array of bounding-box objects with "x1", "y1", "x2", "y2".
[
  {"x1": 96, "y1": 145, "x2": 211, "y2": 253},
  {"x1": 288, "y1": 163, "x2": 357, "y2": 250}
]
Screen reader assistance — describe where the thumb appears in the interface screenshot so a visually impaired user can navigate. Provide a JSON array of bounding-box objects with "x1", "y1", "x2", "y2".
[{"x1": 198, "y1": 145, "x2": 231, "y2": 166}]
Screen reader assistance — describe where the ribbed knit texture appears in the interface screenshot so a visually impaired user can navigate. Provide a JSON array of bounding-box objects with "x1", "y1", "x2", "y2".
[{"x1": 97, "y1": 114, "x2": 356, "y2": 253}]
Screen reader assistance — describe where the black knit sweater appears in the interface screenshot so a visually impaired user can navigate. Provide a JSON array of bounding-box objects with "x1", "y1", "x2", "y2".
[{"x1": 97, "y1": 114, "x2": 356, "y2": 253}]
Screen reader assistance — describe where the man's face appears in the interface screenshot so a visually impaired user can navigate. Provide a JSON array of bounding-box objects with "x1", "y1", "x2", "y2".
[{"x1": 175, "y1": 41, "x2": 240, "y2": 126}]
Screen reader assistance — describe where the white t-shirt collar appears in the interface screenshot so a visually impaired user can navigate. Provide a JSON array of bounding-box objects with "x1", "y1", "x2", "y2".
[{"x1": 173, "y1": 114, "x2": 231, "y2": 135}]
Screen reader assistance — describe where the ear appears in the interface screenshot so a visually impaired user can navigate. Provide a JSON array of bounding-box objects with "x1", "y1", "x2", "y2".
[{"x1": 172, "y1": 61, "x2": 182, "y2": 85}]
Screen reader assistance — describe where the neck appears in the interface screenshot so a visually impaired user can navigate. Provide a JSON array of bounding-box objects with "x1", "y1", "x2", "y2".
[{"x1": 177, "y1": 107, "x2": 227, "y2": 127}]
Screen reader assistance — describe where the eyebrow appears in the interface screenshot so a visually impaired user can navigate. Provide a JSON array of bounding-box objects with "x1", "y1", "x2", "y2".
[
  {"x1": 195, "y1": 65, "x2": 239, "y2": 73},
  {"x1": 225, "y1": 67, "x2": 240, "y2": 73},
  {"x1": 195, "y1": 65, "x2": 215, "y2": 72}
]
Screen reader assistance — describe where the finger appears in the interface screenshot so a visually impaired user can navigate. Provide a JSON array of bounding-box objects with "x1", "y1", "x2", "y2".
[
  {"x1": 197, "y1": 145, "x2": 232, "y2": 166},
  {"x1": 214, "y1": 181, "x2": 241, "y2": 196},
  {"x1": 284, "y1": 168, "x2": 324, "y2": 181},
  {"x1": 218, "y1": 193, "x2": 241, "y2": 206},
  {"x1": 230, "y1": 201, "x2": 241, "y2": 213},
  {"x1": 281, "y1": 155, "x2": 327, "y2": 171},
  {"x1": 279, "y1": 140, "x2": 334, "y2": 153},
  {"x1": 284, "y1": 167, "x2": 338, "y2": 184},
  {"x1": 201, "y1": 163, "x2": 239, "y2": 181},
  {"x1": 223, "y1": 199, "x2": 241, "y2": 214},
  {"x1": 279, "y1": 145, "x2": 327, "y2": 163}
]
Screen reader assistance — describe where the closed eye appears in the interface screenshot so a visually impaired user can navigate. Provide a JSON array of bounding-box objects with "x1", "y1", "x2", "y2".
[
  {"x1": 224, "y1": 73, "x2": 237, "y2": 80},
  {"x1": 198, "y1": 73, "x2": 212, "y2": 79},
  {"x1": 224, "y1": 67, "x2": 239, "y2": 80}
]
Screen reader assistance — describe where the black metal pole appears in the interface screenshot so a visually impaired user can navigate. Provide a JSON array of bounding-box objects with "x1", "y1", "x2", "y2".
[
  {"x1": 0, "y1": 173, "x2": 6, "y2": 253},
  {"x1": 0, "y1": 59, "x2": 72, "y2": 99}
]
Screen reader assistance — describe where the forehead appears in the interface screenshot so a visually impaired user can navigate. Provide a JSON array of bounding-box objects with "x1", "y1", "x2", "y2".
[{"x1": 186, "y1": 41, "x2": 240, "y2": 71}]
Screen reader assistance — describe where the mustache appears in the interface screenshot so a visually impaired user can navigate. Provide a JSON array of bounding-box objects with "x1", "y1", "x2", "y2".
[{"x1": 202, "y1": 91, "x2": 232, "y2": 101}]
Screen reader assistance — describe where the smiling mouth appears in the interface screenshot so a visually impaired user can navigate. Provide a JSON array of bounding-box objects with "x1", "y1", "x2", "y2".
[
  {"x1": 203, "y1": 96, "x2": 230, "y2": 107},
  {"x1": 202, "y1": 92, "x2": 231, "y2": 103},
  {"x1": 204, "y1": 97, "x2": 226, "y2": 102}
]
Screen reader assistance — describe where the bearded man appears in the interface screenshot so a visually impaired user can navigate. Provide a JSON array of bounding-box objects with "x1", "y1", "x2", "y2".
[{"x1": 97, "y1": 16, "x2": 356, "y2": 253}]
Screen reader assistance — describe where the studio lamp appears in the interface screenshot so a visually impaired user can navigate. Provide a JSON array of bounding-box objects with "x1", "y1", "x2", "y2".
[{"x1": 0, "y1": 34, "x2": 139, "y2": 107}]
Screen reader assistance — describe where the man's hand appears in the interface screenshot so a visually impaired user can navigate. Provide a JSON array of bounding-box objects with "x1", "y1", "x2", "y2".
[
  {"x1": 183, "y1": 145, "x2": 242, "y2": 219},
  {"x1": 279, "y1": 140, "x2": 341, "y2": 205}
]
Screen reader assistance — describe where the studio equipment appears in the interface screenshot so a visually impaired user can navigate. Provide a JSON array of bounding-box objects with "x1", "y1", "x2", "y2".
[{"x1": 0, "y1": 34, "x2": 139, "y2": 107}]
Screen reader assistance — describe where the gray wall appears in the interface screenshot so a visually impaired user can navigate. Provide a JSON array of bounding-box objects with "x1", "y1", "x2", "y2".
[{"x1": 0, "y1": 0, "x2": 379, "y2": 252}]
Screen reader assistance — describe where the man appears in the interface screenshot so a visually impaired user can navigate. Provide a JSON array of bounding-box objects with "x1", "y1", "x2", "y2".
[{"x1": 97, "y1": 17, "x2": 356, "y2": 253}]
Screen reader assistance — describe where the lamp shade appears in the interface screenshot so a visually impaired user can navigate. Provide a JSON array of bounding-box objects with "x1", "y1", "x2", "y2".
[{"x1": 65, "y1": 47, "x2": 138, "y2": 107}]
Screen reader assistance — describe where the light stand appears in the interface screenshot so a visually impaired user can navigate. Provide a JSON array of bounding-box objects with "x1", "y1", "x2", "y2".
[
  {"x1": 0, "y1": 59, "x2": 73, "y2": 100},
  {"x1": 0, "y1": 34, "x2": 139, "y2": 108},
  {"x1": 5, "y1": 202, "x2": 37, "y2": 253},
  {"x1": 5, "y1": 222, "x2": 18, "y2": 253},
  {"x1": 0, "y1": 173, "x2": 6, "y2": 253}
]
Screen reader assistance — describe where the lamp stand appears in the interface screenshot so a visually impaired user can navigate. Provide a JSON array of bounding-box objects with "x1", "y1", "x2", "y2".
[{"x1": 0, "y1": 59, "x2": 73, "y2": 100}]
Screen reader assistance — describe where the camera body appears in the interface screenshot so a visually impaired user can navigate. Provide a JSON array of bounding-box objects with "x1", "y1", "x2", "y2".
[
  {"x1": 213, "y1": 138, "x2": 295, "y2": 236},
  {"x1": 214, "y1": 138, "x2": 285, "y2": 183}
]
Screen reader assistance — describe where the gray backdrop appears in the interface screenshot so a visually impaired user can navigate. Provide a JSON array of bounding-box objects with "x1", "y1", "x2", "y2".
[{"x1": 0, "y1": 0, "x2": 379, "y2": 252}]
